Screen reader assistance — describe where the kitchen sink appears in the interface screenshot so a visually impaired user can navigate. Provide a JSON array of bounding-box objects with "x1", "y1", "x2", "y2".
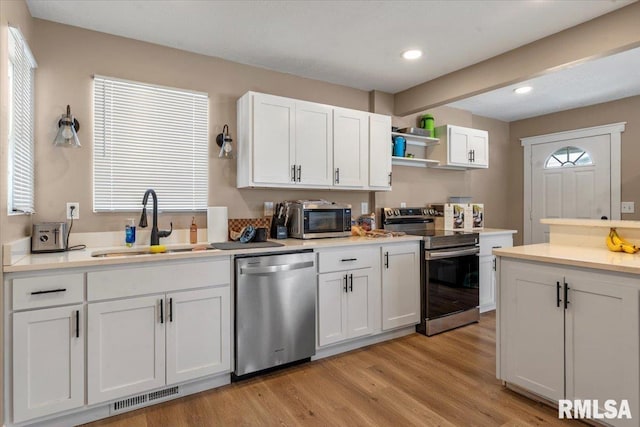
[{"x1": 91, "y1": 245, "x2": 215, "y2": 258}]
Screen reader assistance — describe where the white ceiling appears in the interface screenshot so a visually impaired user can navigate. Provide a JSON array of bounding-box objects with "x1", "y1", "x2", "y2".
[
  {"x1": 449, "y1": 46, "x2": 640, "y2": 122},
  {"x1": 26, "y1": 0, "x2": 638, "y2": 121}
]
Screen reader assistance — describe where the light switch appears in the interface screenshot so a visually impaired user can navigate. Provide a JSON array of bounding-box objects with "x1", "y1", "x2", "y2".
[{"x1": 621, "y1": 202, "x2": 635, "y2": 214}]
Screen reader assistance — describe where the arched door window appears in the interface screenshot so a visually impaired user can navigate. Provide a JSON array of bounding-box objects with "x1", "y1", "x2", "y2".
[{"x1": 544, "y1": 146, "x2": 593, "y2": 168}]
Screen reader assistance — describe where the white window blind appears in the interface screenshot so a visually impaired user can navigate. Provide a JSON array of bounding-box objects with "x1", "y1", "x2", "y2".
[
  {"x1": 93, "y1": 75, "x2": 209, "y2": 211},
  {"x1": 7, "y1": 26, "x2": 36, "y2": 215}
]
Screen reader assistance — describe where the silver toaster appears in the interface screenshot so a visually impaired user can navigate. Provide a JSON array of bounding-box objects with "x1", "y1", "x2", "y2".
[{"x1": 31, "y1": 222, "x2": 67, "y2": 253}]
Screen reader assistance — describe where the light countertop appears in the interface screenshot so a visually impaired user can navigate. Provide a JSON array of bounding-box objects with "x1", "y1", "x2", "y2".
[
  {"x1": 4, "y1": 235, "x2": 422, "y2": 274},
  {"x1": 494, "y1": 243, "x2": 640, "y2": 275}
]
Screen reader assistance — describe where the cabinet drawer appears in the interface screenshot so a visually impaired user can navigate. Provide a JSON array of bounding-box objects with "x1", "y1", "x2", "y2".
[
  {"x1": 87, "y1": 257, "x2": 231, "y2": 301},
  {"x1": 13, "y1": 273, "x2": 84, "y2": 310},
  {"x1": 317, "y1": 246, "x2": 377, "y2": 273},
  {"x1": 479, "y1": 234, "x2": 513, "y2": 256}
]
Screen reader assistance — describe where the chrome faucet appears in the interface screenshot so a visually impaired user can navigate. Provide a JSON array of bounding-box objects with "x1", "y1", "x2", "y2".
[{"x1": 139, "y1": 189, "x2": 172, "y2": 246}]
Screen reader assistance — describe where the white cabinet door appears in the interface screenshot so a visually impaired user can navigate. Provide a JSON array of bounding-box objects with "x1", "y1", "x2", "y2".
[
  {"x1": 448, "y1": 125, "x2": 471, "y2": 166},
  {"x1": 368, "y1": 113, "x2": 392, "y2": 190},
  {"x1": 502, "y1": 260, "x2": 565, "y2": 401},
  {"x1": 318, "y1": 271, "x2": 348, "y2": 347},
  {"x1": 252, "y1": 93, "x2": 295, "y2": 185},
  {"x1": 469, "y1": 129, "x2": 489, "y2": 167},
  {"x1": 478, "y1": 255, "x2": 495, "y2": 312},
  {"x1": 345, "y1": 268, "x2": 375, "y2": 339},
  {"x1": 381, "y1": 243, "x2": 420, "y2": 330},
  {"x1": 333, "y1": 108, "x2": 368, "y2": 188},
  {"x1": 479, "y1": 233, "x2": 513, "y2": 312},
  {"x1": 295, "y1": 101, "x2": 333, "y2": 186},
  {"x1": 88, "y1": 295, "x2": 165, "y2": 404},
  {"x1": 565, "y1": 272, "x2": 639, "y2": 426},
  {"x1": 13, "y1": 305, "x2": 84, "y2": 423},
  {"x1": 166, "y1": 287, "x2": 231, "y2": 384}
]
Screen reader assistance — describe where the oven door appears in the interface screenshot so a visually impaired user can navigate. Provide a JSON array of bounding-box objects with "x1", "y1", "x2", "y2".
[{"x1": 425, "y1": 246, "x2": 480, "y2": 320}]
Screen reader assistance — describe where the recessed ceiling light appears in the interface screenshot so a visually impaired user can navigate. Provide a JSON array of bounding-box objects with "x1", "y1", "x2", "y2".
[
  {"x1": 402, "y1": 49, "x2": 423, "y2": 60},
  {"x1": 514, "y1": 86, "x2": 533, "y2": 94}
]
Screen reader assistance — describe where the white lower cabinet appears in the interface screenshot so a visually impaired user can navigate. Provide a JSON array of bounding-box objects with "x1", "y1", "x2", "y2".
[
  {"x1": 88, "y1": 287, "x2": 230, "y2": 404},
  {"x1": 166, "y1": 287, "x2": 230, "y2": 384},
  {"x1": 500, "y1": 258, "x2": 639, "y2": 426},
  {"x1": 318, "y1": 268, "x2": 375, "y2": 346},
  {"x1": 381, "y1": 242, "x2": 420, "y2": 330},
  {"x1": 478, "y1": 233, "x2": 513, "y2": 312},
  {"x1": 12, "y1": 305, "x2": 84, "y2": 423},
  {"x1": 87, "y1": 295, "x2": 165, "y2": 404}
]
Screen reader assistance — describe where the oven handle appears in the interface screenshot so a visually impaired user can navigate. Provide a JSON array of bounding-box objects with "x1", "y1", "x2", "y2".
[{"x1": 425, "y1": 247, "x2": 480, "y2": 260}]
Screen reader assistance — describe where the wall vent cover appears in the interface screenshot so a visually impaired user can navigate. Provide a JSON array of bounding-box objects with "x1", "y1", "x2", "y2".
[{"x1": 111, "y1": 386, "x2": 180, "y2": 413}]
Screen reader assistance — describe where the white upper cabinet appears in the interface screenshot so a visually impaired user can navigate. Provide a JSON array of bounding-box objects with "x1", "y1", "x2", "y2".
[
  {"x1": 237, "y1": 91, "x2": 391, "y2": 190},
  {"x1": 238, "y1": 92, "x2": 333, "y2": 188},
  {"x1": 369, "y1": 114, "x2": 392, "y2": 190},
  {"x1": 431, "y1": 125, "x2": 489, "y2": 169},
  {"x1": 333, "y1": 108, "x2": 368, "y2": 188},
  {"x1": 295, "y1": 101, "x2": 333, "y2": 186}
]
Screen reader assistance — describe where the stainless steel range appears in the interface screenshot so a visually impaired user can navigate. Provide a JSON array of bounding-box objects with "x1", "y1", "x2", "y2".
[{"x1": 382, "y1": 207, "x2": 480, "y2": 336}]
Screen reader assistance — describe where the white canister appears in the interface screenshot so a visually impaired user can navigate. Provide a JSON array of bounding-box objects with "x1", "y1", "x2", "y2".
[{"x1": 207, "y1": 207, "x2": 228, "y2": 242}]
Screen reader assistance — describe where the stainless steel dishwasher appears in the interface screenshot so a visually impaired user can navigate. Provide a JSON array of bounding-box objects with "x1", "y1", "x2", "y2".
[{"x1": 234, "y1": 250, "x2": 316, "y2": 377}]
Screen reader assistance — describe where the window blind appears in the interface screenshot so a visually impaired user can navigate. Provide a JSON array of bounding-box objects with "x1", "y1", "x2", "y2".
[
  {"x1": 8, "y1": 27, "x2": 36, "y2": 215},
  {"x1": 93, "y1": 75, "x2": 209, "y2": 211}
]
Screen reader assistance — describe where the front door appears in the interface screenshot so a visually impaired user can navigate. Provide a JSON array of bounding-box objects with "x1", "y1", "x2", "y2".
[{"x1": 530, "y1": 135, "x2": 611, "y2": 244}]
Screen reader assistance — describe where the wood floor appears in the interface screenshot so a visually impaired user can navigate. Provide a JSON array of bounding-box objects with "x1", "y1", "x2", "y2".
[{"x1": 85, "y1": 312, "x2": 574, "y2": 426}]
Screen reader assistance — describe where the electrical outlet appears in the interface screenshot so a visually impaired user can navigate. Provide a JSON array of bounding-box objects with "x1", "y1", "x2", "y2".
[
  {"x1": 621, "y1": 201, "x2": 635, "y2": 214},
  {"x1": 400, "y1": 202, "x2": 407, "y2": 208},
  {"x1": 66, "y1": 202, "x2": 79, "y2": 220},
  {"x1": 361, "y1": 202, "x2": 369, "y2": 215}
]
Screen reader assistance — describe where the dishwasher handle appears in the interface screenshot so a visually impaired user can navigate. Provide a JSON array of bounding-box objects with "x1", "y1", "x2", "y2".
[{"x1": 240, "y1": 260, "x2": 314, "y2": 275}]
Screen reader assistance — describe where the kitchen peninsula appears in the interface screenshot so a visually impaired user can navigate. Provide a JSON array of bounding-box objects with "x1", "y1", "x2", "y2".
[{"x1": 494, "y1": 219, "x2": 640, "y2": 427}]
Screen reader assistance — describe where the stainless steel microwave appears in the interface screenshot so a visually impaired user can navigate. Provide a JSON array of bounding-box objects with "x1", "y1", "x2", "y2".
[{"x1": 286, "y1": 200, "x2": 352, "y2": 239}]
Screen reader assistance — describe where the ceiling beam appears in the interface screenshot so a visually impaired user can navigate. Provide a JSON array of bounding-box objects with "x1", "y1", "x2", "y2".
[{"x1": 393, "y1": 2, "x2": 640, "y2": 117}]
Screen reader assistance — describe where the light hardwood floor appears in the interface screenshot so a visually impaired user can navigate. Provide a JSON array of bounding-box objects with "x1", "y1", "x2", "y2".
[{"x1": 84, "y1": 312, "x2": 573, "y2": 426}]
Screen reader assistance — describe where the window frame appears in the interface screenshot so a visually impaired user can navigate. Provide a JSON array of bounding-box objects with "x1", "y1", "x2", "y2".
[
  {"x1": 92, "y1": 75, "x2": 209, "y2": 212},
  {"x1": 7, "y1": 26, "x2": 37, "y2": 216}
]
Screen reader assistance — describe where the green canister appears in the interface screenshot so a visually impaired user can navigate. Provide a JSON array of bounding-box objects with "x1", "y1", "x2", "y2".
[{"x1": 420, "y1": 114, "x2": 435, "y2": 137}]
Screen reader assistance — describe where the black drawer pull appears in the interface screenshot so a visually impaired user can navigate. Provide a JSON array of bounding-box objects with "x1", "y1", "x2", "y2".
[
  {"x1": 343, "y1": 274, "x2": 348, "y2": 293},
  {"x1": 169, "y1": 298, "x2": 173, "y2": 322},
  {"x1": 160, "y1": 299, "x2": 164, "y2": 324},
  {"x1": 75, "y1": 310, "x2": 80, "y2": 338},
  {"x1": 349, "y1": 274, "x2": 353, "y2": 292},
  {"x1": 556, "y1": 281, "x2": 562, "y2": 308},
  {"x1": 31, "y1": 288, "x2": 66, "y2": 295},
  {"x1": 341, "y1": 258, "x2": 357, "y2": 262}
]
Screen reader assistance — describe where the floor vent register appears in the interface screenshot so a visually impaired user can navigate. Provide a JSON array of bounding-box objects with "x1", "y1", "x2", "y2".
[{"x1": 111, "y1": 386, "x2": 180, "y2": 414}]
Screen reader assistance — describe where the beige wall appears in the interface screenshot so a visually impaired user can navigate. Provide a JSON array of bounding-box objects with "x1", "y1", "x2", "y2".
[
  {"x1": 29, "y1": 18, "x2": 375, "y2": 233},
  {"x1": 510, "y1": 95, "x2": 640, "y2": 245},
  {"x1": 373, "y1": 105, "x2": 514, "y2": 232},
  {"x1": 394, "y1": 2, "x2": 640, "y2": 115}
]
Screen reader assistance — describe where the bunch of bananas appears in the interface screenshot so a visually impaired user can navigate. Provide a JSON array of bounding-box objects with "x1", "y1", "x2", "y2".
[{"x1": 606, "y1": 228, "x2": 639, "y2": 254}]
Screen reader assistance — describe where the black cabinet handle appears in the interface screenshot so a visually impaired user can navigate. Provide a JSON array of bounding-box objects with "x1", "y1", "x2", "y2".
[
  {"x1": 291, "y1": 165, "x2": 296, "y2": 182},
  {"x1": 335, "y1": 168, "x2": 340, "y2": 184},
  {"x1": 388, "y1": 172, "x2": 392, "y2": 186},
  {"x1": 564, "y1": 281, "x2": 570, "y2": 310},
  {"x1": 297, "y1": 165, "x2": 302, "y2": 182},
  {"x1": 492, "y1": 258, "x2": 496, "y2": 271},
  {"x1": 384, "y1": 252, "x2": 389, "y2": 269},
  {"x1": 169, "y1": 298, "x2": 173, "y2": 322},
  {"x1": 556, "y1": 281, "x2": 562, "y2": 308},
  {"x1": 160, "y1": 299, "x2": 164, "y2": 324},
  {"x1": 343, "y1": 274, "x2": 348, "y2": 292},
  {"x1": 468, "y1": 150, "x2": 472, "y2": 162},
  {"x1": 31, "y1": 288, "x2": 66, "y2": 295},
  {"x1": 349, "y1": 274, "x2": 353, "y2": 292},
  {"x1": 75, "y1": 310, "x2": 80, "y2": 338},
  {"x1": 472, "y1": 150, "x2": 475, "y2": 162},
  {"x1": 341, "y1": 258, "x2": 357, "y2": 262}
]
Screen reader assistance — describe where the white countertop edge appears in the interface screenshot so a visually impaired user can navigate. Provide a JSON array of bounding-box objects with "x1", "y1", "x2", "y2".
[
  {"x1": 494, "y1": 243, "x2": 640, "y2": 275},
  {"x1": 541, "y1": 218, "x2": 640, "y2": 229},
  {"x1": 3, "y1": 235, "x2": 423, "y2": 274},
  {"x1": 477, "y1": 228, "x2": 518, "y2": 236}
]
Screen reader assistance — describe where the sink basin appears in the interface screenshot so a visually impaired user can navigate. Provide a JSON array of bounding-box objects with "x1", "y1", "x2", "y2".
[{"x1": 91, "y1": 245, "x2": 214, "y2": 258}]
